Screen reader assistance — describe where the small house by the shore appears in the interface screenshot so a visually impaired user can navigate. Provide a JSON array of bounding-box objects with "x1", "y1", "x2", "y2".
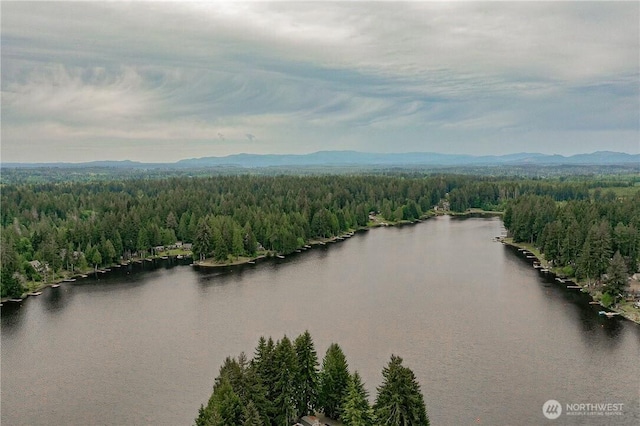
[
  {"x1": 628, "y1": 273, "x2": 640, "y2": 299},
  {"x1": 28, "y1": 260, "x2": 45, "y2": 273}
]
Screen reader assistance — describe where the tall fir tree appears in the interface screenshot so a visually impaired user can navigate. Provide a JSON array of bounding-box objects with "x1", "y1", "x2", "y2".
[
  {"x1": 198, "y1": 378, "x2": 243, "y2": 426},
  {"x1": 374, "y1": 355, "x2": 429, "y2": 426},
  {"x1": 193, "y1": 219, "x2": 213, "y2": 261},
  {"x1": 252, "y1": 337, "x2": 277, "y2": 423},
  {"x1": 294, "y1": 330, "x2": 319, "y2": 417},
  {"x1": 341, "y1": 371, "x2": 376, "y2": 426},
  {"x1": 242, "y1": 400, "x2": 264, "y2": 426},
  {"x1": 319, "y1": 343, "x2": 350, "y2": 420},
  {"x1": 577, "y1": 221, "x2": 613, "y2": 282},
  {"x1": 272, "y1": 336, "x2": 298, "y2": 426},
  {"x1": 605, "y1": 251, "x2": 629, "y2": 300}
]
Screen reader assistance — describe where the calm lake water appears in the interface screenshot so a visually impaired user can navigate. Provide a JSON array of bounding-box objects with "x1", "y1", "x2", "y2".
[{"x1": 2, "y1": 216, "x2": 639, "y2": 425}]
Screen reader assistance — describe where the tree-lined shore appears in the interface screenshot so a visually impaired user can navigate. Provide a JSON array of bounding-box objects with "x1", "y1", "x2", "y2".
[
  {"x1": 2, "y1": 173, "x2": 638, "y2": 301},
  {"x1": 502, "y1": 192, "x2": 640, "y2": 322}
]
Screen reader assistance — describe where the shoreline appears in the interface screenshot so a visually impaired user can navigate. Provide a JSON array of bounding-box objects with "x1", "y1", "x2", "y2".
[
  {"x1": 4, "y1": 210, "x2": 451, "y2": 302},
  {"x1": 190, "y1": 207, "x2": 484, "y2": 269},
  {"x1": 0, "y1": 209, "x2": 503, "y2": 304},
  {"x1": 499, "y1": 237, "x2": 640, "y2": 325},
  {"x1": 4, "y1": 208, "x2": 597, "y2": 314},
  {"x1": 1, "y1": 253, "x2": 193, "y2": 305}
]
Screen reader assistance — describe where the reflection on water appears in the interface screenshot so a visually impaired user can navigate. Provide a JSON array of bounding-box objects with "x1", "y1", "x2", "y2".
[
  {"x1": 2, "y1": 216, "x2": 639, "y2": 425},
  {"x1": 42, "y1": 286, "x2": 66, "y2": 313}
]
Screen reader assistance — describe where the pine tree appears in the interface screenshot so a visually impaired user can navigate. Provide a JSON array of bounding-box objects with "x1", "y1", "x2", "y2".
[
  {"x1": 193, "y1": 219, "x2": 213, "y2": 261},
  {"x1": 210, "y1": 378, "x2": 244, "y2": 425},
  {"x1": 252, "y1": 337, "x2": 275, "y2": 391},
  {"x1": 215, "y1": 356, "x2": 243, "y2": 395},
  {"x1": 605, "y1": 251, "x2": 628, "y2": 300},
  {"x1": 212, "y1": 226, "x2": 228, "y2": 262},
  {"x1": 242, "y1": 400, "x2": 264, "y2": 426},
  {"x1": 194, "y1": 403, "x2": 217, "y2": 426},
  {"x1": 341, "y1": 371, "x2": 376, "y2": 426},
  {"x1": 319, "y1": 343, "x2": 350, "y2": 420},
  {"x1": 577, "y1": 221, "x2": 613, "y2": 282},
  {"x1": 243, "y1": 223, "x2": 258, "y2": 256},
  {"x1": 166, "y1": 211, "x2": 178, "y2": 230},
  {"x1": 613, "y1": 222, "x2": 639, "y2": 272},
  {"x1": 294, "y1": 330, "x2": 319, "y2": 417},
  {"x1": 242, "y1": 365, "x2": 271, "y2": 426},
  {"x1": 374, "y1": 355, "x2": 429, "y2": 426},
  {"x1": 272, "y1": 336, "x2": 298, "y2": 425},
  {"x1": 560, "y1": 218, "x2": 581, "y2": 266},
  {"x1": 251, "y1": 337, "x2": 276, "y2": 423},
  {"x1": 1, "y1": 268, "x2": 23, "y2": 298}
]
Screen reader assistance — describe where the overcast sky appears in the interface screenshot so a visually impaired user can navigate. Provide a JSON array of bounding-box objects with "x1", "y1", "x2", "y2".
[{"x1": 2, "y1": 1, "x2": 638, "y2": 163}]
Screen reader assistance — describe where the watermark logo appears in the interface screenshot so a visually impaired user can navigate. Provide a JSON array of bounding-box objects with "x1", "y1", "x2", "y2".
[
  {"x1": 542, "y1": 399, "x2": 624, "y2": 419},
  {"x1": 543, "y1": 399, "x2": 562, "y2": 419}
]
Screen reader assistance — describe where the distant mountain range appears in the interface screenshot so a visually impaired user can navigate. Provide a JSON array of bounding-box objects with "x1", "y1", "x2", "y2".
[{"x1": 3, "y1": 151, "x2": 639, "y2": 168}]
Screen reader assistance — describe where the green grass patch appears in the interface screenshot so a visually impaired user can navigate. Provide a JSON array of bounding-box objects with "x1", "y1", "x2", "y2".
[
  {"x1": 163, "y1": 248, "x2": 193, "y2": 256},
  {"x1": 197, "y1": 256, "x2": 253, "y2": 267}
]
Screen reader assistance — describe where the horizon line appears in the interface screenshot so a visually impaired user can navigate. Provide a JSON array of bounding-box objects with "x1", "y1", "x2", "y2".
[{"x1": 2, "y1": 149, "x2": 639, "y2": 165}]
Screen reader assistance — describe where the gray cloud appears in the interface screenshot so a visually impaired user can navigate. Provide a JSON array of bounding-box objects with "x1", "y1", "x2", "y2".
[{"x1": 1, "y1": 1, "x2": 638, "y2": 162}]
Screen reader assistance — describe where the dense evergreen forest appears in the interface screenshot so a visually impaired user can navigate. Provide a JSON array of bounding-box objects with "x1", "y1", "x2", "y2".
[
  {"x1": 195, "y1": 331, "x2": 429, "y2": 426},
  {"x1": 504, "y1": 191, "x2": 640, "y2": 304},
  {"x1": 2, "y1": 163, "x2": 639, "y2": 184},
  {"x1": 1, "y1": 173, "x2": 638, "y2": 298}
]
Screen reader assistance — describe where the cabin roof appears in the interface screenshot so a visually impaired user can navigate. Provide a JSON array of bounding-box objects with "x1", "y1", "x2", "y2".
[{"x1": 299, "y1": 416, "x2": 321, "y2": 426}]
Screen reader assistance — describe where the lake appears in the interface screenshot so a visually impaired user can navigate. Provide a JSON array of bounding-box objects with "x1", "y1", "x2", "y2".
[{"x1": 2, "y1": 216, "x2": 639, "y2": 425}]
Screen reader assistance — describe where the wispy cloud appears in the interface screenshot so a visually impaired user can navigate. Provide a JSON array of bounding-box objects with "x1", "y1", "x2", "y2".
[{"x1": 1, "y1": 1, "x2": 638, "y2": 162}]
